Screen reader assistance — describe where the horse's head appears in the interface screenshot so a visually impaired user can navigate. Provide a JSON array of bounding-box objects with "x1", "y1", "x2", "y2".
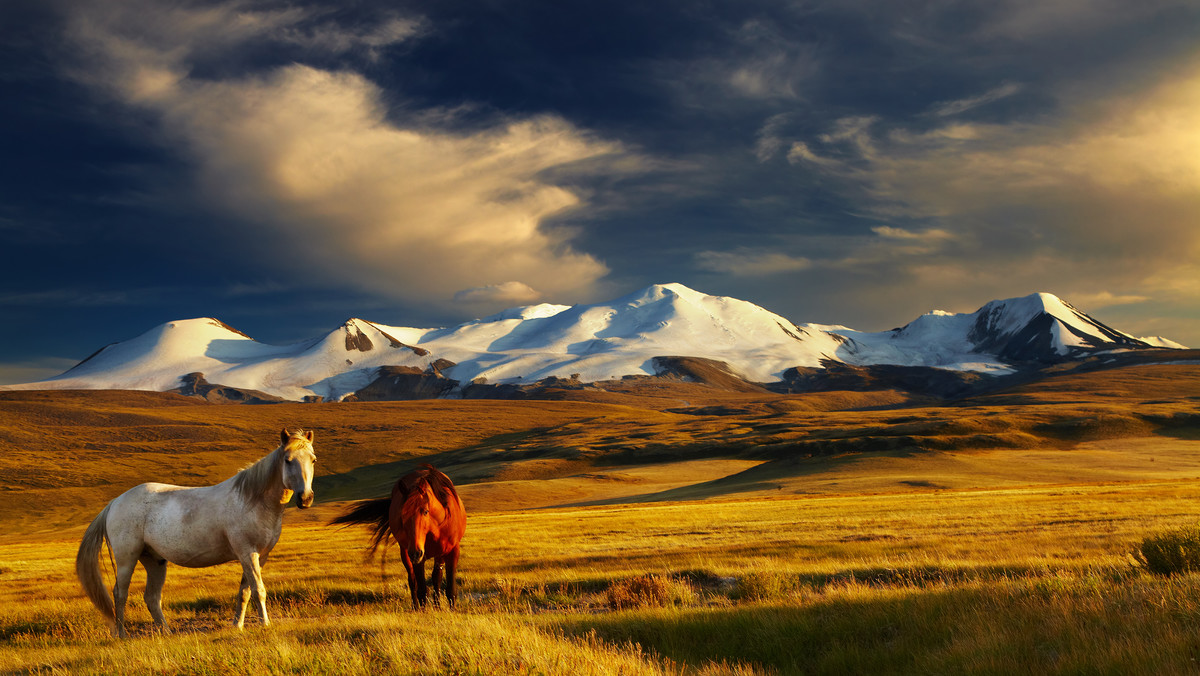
[
  {"x1": 400, "y1": 478, "x2": 446, "y2": 563},
  {"x1": 279, "y1": 428, "x2": 316, "y2": 509}
]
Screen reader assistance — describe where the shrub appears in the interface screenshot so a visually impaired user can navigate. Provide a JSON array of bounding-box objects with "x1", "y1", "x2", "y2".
[
  {"x1": 1133, "y1": 525, "x2": 1200, "y2": 575},
  {"x1": 606, "y1": 574, "x2": 695, "y2": 610},
  {"x1": 733, "y1": 570, "x2": 799, "y2": 601}
]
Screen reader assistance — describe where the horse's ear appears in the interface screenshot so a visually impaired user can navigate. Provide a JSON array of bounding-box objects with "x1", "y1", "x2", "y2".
[
  {"x1": 304, "y1": 430, "x2": 314, "y2": 442},
  {"x1": 280, "y1": 428, "x2": 289, "y2": 445}
]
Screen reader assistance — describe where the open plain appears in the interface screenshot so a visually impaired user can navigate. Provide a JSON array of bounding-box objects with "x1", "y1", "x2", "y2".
[{"x1": 3, "y1": 361, "x2": 1200, "y2": 674}]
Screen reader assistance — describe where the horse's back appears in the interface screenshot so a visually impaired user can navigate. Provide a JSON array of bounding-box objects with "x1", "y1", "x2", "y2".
[
  {"x1": 106, "y1": 482, "x2": 242, "y2": 567},
  {"x1": 105, "y1": 482, "x2": 186, "y2": 531},
  {"x1": 393, "y1": 466, "x2": 466, "y2": 552}
]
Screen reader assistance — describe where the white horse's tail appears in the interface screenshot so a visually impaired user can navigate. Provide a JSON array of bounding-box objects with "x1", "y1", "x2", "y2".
[{"x1": 76, "y1": 502, "x2": 115, "y2": 628}]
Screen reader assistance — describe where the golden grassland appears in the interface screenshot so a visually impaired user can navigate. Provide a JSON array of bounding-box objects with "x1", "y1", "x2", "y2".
[
  {"x1": 6, "y1": 483, "x2": 1200, "y2": 674},
  {"x1": 2, "y1": 362, "x2": 1200, "y2": 673}
]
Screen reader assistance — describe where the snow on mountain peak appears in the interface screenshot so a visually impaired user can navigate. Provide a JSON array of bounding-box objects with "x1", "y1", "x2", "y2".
[
  {"x1": 479, "y1": 303, "x2": 572, "y2": 322},
  {"x1": 967, "y1": 292, "x2": 1149, "y2": 359},
  {"x1": 0, "y1": 285, "x2": 1182, "y2": 400},
  {"x1": 1140, "y1": 336, "x2": 1188, "y2": 349},
  {"x1": 384, "y1": 282, "x2": 842, "y2": 385},
  {"x1": 611, "y1": 282, "x2": 699, "y2": 307},
  {"x1": 974, "y1": 292, "x2": 1071, "y2": 334}
]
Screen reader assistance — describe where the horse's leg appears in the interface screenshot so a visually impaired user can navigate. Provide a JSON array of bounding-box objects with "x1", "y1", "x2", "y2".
[
  {"x1": 139, "y1": 553, "x2": 170, "y2": 633},
  {"x1": 235, "y1": 552, "x2": 270, "y2": 629},
  {"x1": 111, "y1": 555, "x2": 137, "y2": 639},
  {"x1": 403, "y1": 554, "x2": 426, "y2": 610},
  {"x1": 430, "y1": 561, "x2": 444, "y2": 607},
  {"x1": 401, "y1": 552, "x2": 416, "y2": 610},
  {"x1": 416, "y1": 559, "x2": 430, "y2": 608},
  {"x1": 235, "y1": 569, "x2": 251, "y2": 629},
  {"x1": 255, "y1": 552, "x2": 271, "y2": 624},
  {"x1": 445, "y1": 547, "x2": 460, "y2": 610}
]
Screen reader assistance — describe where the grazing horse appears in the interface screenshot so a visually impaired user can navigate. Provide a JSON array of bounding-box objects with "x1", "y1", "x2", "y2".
[
  {"x1": 76, "y1": 429, "x2": 316, "y2": 637},
  {"x1": 332, "y1": 464, "x2": 466, "y2": 609}
]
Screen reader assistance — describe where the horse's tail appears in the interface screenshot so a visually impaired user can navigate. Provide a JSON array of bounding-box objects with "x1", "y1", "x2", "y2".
[
  {"x1": 329, "y1": 497, "x2": 392, "y2": 558},
  {"x1": 75, "y1": 502, "x2": 115, "y2": 629}
]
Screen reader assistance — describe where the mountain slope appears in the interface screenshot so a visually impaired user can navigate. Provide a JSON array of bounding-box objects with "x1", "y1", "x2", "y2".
[
  {"x1": 0, "y1": 285, "x2": 1183, "y2": 401},
  {"x1": 21, "y1": 318, "x2": 432, "y2": 401},
  {"x1": 384, "y1": 283, "x2": 844, "y2": 385},
  {"x1": 822, "y1": 292, "x2": 1158, "y2": 372}
]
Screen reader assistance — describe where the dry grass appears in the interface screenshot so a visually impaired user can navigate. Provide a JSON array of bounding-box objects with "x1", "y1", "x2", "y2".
[
  {"x1": 6, "y1": 481, "x2": 1200, "y2": 673},
  {"x1": 4, "y1": 363, "x2": 1199, "y2": 534},
  {"x1": 2, "y1": 362, "x2": 1200, "y2": 672}
]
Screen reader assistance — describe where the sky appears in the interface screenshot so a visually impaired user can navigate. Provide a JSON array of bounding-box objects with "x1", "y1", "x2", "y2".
[{"x1": 2, "y1": 0, "x2": 1200, "y2": 384}]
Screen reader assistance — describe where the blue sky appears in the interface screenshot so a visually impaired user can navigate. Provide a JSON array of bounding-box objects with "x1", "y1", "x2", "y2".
[{"x1": 2, "y1": 0, "x2": 1200, "y2": 384}]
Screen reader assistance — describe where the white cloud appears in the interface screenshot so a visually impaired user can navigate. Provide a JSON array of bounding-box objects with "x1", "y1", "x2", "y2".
[
  {"x1": 932, "y1": 82, "x2": 1023, "y2": 117},
  {"x1": 979, "y1": 0, "x2": 1184, "y2": 41},
  {"x1": 755, "y1": 113, "x2": 791, "y2": 162},
  {"x1": 1065, "y1": 291, "x2": 1151, "y2": 308},
  {"x1": 725, "y1": 21, "x2": 819, "y2": 100},
  {"x1": 64, "y1": 0, "x2": 634, "y2": 305},
  {"x1": 453, "y1": 281, "x2": 544, "y2": 305},
  {"x1": 790, "y1": 65, "x2": 1200, "y2": 306},
  {"x1": 695, "y1": 249, "x2": 810, "y2": 276},
  {"x1": 871, "y1": 226, "x2": 954, "y2": 242},
  {"x1": 787, "y1": 141, "x2": 842, "y2": 168}
]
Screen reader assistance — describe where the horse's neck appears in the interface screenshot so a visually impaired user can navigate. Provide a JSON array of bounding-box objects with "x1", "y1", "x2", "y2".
[{"x1": 230, "y1": 448, "x2": 287, "y2": 513}]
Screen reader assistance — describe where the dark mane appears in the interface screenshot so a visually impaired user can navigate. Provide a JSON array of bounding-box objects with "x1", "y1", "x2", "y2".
[
  {"x1": 399, "y1": 463, "x2": 458, "y2": 505},
  {"x1": 422, "y1": 463, "x2": 460, "y2": 503}
]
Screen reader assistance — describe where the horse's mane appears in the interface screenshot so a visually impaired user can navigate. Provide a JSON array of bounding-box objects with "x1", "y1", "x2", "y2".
[
  {"x1": 231, "y1": 437, "x2": 288, "y2": 507},
  {"x1": 398, "y1": 464, "x2": 460, "y2": 516}
]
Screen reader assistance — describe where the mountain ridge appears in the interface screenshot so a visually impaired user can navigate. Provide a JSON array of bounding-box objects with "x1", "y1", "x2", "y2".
[{"x1": 1, "y1": 284, "x2": 1184, "y2": 402}]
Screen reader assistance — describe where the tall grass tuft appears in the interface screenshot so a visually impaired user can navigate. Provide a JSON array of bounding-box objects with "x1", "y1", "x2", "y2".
[
  {"x1": 734, "y1": 571, "x2": 801, "y2": 602},
  {"x1": 606, "y1": 574, "x2": 696, "y2": 610},
  {"x1": 1132, "y1": 524, "x2": 1200, "y2": 575}
]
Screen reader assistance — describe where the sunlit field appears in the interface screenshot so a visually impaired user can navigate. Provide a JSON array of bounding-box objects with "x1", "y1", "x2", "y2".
[
  {"x1": 6, "y1": 480, "x2": 1200, "y2": 674},
  {"x1": 2, "y1": 363, "x2": 1200, "y2": 673}
]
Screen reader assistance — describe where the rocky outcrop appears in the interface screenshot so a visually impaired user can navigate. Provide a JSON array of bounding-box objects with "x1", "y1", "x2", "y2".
[
  {"x1": 650, "y1": 356, "x2": 769, "y2": 393},
  {"x1": 174, "y1": 372, "x2": 286, "y2": 404},
  {"x1": 774, "y1": 362, "x2": 990, "y2": 399},
  {"x1": 349, "y1": 365, "x2": 458, "y2": 401}
]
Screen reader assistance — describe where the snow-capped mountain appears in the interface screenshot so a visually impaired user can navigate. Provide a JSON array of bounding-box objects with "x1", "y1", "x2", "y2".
[
  {"x1": 35, "y1": 317, "x2": 433, "y2": 401},
  {"x1": 0, "y1": 284, "x2": 1182, "y2": 401},
  {"x1": 821, "y1": 292, "x2": 1160, "y2": 371},
  {"x1": 391, "y1": 283, "x2": 845, "y2": 386}
]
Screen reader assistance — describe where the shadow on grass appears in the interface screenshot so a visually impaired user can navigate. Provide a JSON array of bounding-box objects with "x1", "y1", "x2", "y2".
[
  {"x1": 556, "y1": 595, "x2": 955, "y2": 674},
  {"x1": 269, "y1": 586, "x2": 406, "y2": 608},
  {"x1": 558, "y1": 452, "x2": 910, "y2": 506},
  {"x1": 160, "y1": 587, "x2": 406, "y2": 620},
  {"x1": 552, "y1": 577, "x2": 1200, "y2": 675},
  {"x1": 314, "y1": 425, "x2": 563, "y2": 504}
]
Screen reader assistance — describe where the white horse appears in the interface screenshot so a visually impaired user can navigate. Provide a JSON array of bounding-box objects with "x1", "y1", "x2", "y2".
[{"x1": 76, "y1": 428, "x2": 316, "y2": 637}]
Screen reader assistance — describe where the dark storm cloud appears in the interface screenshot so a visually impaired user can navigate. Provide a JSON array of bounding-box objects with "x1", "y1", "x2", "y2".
[{"x1": 1, "y1": 0, "x2": 1199, "y2": 384}]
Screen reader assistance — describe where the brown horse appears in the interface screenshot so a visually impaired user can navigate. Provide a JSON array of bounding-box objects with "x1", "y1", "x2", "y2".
[{"x1": 331, "y1": 464, "x2": 466, "y2": 609}]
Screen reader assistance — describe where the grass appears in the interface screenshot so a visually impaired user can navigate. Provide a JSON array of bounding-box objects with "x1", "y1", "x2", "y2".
[
  {"x1": 1133, "y1": 524, "x2": 1200, "y2": 575},
  {"x1": 6, "y1": 481, "x2": 1200, "y2": 673},
  {"x1": 2, "y1": 363, "x2": 1200, "y2": 672},
  {"x1": 5, "y1": 365, "x2": 1200, "y2": 534},
  {"x1": 567, "y1": 575, "x2": 1200, "y2": 675}
]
